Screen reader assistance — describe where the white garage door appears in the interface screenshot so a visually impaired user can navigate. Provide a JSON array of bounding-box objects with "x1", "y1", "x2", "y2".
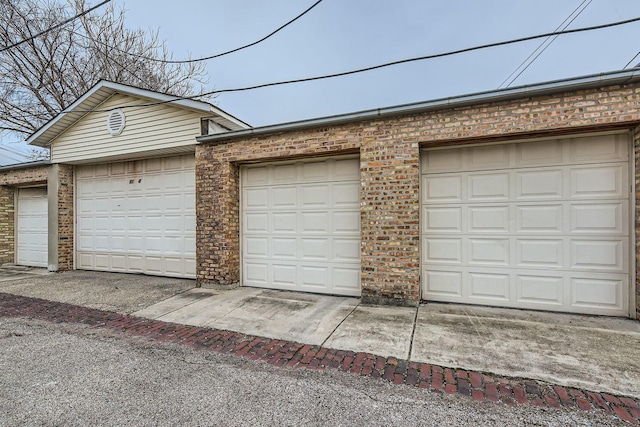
[
  {"x1": 242, "y1": 157, "x2": 361, "y2": 296},
  {"x1": 16, "y1": 187, "x2": 48, "y2": 268},
  {"x1": 77, "y1": 155, "x2": 196, "y2": 278},
  {"x1": 421, "y1": 134, "x2": 630, "y2": 316}
]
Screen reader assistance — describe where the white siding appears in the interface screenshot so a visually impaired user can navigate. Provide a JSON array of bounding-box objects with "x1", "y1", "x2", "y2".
[{"x1": 51, "y1": 94, "x2": 204, "y2": 164}]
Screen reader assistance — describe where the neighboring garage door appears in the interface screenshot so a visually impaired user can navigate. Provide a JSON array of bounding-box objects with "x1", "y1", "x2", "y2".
[
  {"x1": 16, "y1": 187, "x2": 48, "y2": 267},
  {"x1": 421, "y1": 134, "x2": 630, "y2": 316},
  {"x1": 76, "y1": 155, "x2": 196, "y2": 278},
  {"x1": 241, "y1": 157, "x2": 361, "y2": 296}
]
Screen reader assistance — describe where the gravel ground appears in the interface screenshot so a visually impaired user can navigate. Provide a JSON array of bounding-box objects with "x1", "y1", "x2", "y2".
[{"x1": 0, "y1": 318, "x2": 627, "y2": 426}]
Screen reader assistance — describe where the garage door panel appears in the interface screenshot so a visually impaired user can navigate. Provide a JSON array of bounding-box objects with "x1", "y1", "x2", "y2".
[
  {"x1": 516, "y1": 275, "x2": 563, "y2": 306},
  {"x1": 301, "y1": 184, "x2": 330, "y2": 208},
  {"x1": 422, "y1": 148, "x2": 463, "y2": 173},
  {"x1": 570, "y1": 202, "x2": 627, "y2": 234},
  {"x1": 301, "y1": 161, "x2": 330, "y2": 182},
  {"x1": 516, "y1": 204, "x2": 563, "y2": 233},
  {"x1": 245, "y1": 213, "x2": 269, "y2": 233},
  {"x1": 301, "y1": 212, "x2": 330, "y2": 234},
  {"x1": 145, "y1": 257, "x2": 163, "y2": 275},
  {"x1": 469, "y1": 144, "x2": 510, "y2": 169},
  {"x1": 570, "y1": 164, "x2": 626, "y2": 199},
  {"x1": 243, "y1": 237, "x2": 269, "y2": 258},
  {"x1": 242, "y1": 157, "x2": 361, "y2": 296},
  {"x1": 516, "y1": 239, "x2": 563, "y2": 268},
  {"x1": 301, "y1": 238, "x2": 330, "y2": 260},
  {"x1": 272, "y1": 187, "x2": 297, "y2": 208},
  {"x1": 570, "y1": 239, "x2": 626, "y2": 271},
  {"x1": 111, "y1": 255, "x2": 126, "y2": 271},
  {"x1": 128, "y1": 256, "x2": 143, "y2": 272},
  {"x1": 111, "y1": 236, "x2": 126, "y2": 252},
  {"x1": 272, "y1": 237, "x2": 296, "y2": 258},
  {"x1": 245, "y1": 166, "x2": 270, "y2": 186},
  {"x1": 571, "y1": 276, "x2": 626, "y2": 311},
  {"x1": 273, "y1": 212, "x2": 297, "y2": 233},
  {"x1": 423, "y1": 175, "x2": 462, "y2": 202},
  {"x1": 332, "y1": 267, "x2": 360, "y2": 293},
  {"x1": 424, "y1": 270, "x2": 463, "y2": 297},
  {"x1": 569, "y1": 135, "x2": 628, "y2": 163},
  {"x1": 421, "y1": 136, "x2": 630, "y2": 316},
  {"x1": 468, "y1": 206, "x2": 510, "y2": 232},
  {"x1": 332, "y1": 238, "x2": 360, "y2": 262},
  {"x1": 468, "y1": 272, "x2": 510, "y2": 301},
  {"x1": 301, "y1": 265, "x2": 329, "y2": 289},
  {"x1": 95, "y1": 254, "x2": 109, "y2": 269},
  {"x1": 468, "y1": 239, "x2": 510, "y2": 266},
  {"x1": 516, "y1": 169, "x2": 563, "y2": 199},
  {"x1": 334, "y1": 158, "x2": 360, "y2": 180},
  {"x1": 272, "y1": 164, "x2": 297, "y2": 183},
  {"x1": 424, "y1": 238, "x2": 462, "y2": 264},
  {"x1": 333, "y1": 182, "x2": 360, "y2": 208},
  {"x1": 244, "y1": 188, "x2": 268, "y2": 209},
  {"x1": 272, "y1": 264, "x2": 296, "y2": 287},
  {"x1": 424, "y1": 207, "x2": 463, "y2": 233},
  {"x1": 77, "y1": 155, "x2": 196, "y2": 278},
  {"x1": 332, "y1": 211, "x2": 359, "y2": 234},
  {"x1": 468, "y1": 173, "x2": 510, "y2": 201},
  {"x1": 515, "y1": 140, "x2": 563, "y2": 167}
]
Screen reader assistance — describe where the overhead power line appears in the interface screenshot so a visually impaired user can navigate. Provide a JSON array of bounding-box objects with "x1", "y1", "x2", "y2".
[
  {"x1": 61, "y1": 14, "x2": 640, "y2": 114},
  {"x1": 498, "y1": 0, "x2": 592, "y2": 89},
  {"x1": 0, "y1": 0, "x2": 113, "y2": 53},
  {"x1": 75, "y1": 0, "x2": 325, "y2": 64},
  {"x1": 623, "y1": 50, "x2": 640, "y2": 69}
]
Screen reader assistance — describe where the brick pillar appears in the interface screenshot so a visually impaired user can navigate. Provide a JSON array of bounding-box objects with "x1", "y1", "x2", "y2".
[
  {"x1": 360, "y1": 134, "x2": 421, "y2": 306},
  {"x1": 634, "y1": 125, "x2": 640, "y2": 320},
  {"x1": 195, "y1": 145, "x2": 240, "y2": 287},
  {"x1": 48, "y1": 164, "x2": 74, "y2": 271},
  {"x1": 0, "y1": 186, "x2": 15, "y2": 264}
]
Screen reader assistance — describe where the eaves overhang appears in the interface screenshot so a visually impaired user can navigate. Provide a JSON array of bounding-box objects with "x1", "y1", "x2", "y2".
[{"x1": 197, "y1": 68, "x2": 640, "y2": 145}]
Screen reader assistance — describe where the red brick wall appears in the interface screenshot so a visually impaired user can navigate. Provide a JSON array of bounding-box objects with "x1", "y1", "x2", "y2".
[{"x1": 195, "y1": 83, "x2": 640, "y2": 311}]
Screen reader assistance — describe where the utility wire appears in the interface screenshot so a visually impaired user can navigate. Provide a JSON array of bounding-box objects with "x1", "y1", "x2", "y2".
[
  {"x1": 0, "y1": 0, "x2": 113, "y2": 53},
  {"x1": 74, "y1": 0, "x2": 324, "y2": 63},
  {"x1": 498, "y1": 0, "x2": 592, "y2": 89},
  {"x1": 59, "y1": 14, "x2": 640, "y2": 114},
  {"x1": 0, "y1": 146, "x2": 27, "y2": 162},
  {"x1": 623, "y1": 50, "x2": 640, "y2": 69}
]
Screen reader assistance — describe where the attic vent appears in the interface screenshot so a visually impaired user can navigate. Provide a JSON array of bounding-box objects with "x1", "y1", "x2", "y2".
[{"x1": 106, "y1": 109, "x2": 126, "y2": 136}]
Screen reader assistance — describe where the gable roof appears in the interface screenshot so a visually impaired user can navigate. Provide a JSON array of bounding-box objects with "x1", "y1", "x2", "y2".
[{"x1": 27, "y1": 80, "x2": 250, "y2": 147}]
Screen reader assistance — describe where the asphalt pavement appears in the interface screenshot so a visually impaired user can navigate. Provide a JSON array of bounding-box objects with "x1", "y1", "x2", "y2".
[{"x1": 0, "y1": 317, "x2": 628, "y2": 426}]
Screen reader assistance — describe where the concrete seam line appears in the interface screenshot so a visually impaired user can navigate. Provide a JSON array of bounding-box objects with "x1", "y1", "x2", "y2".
[
  {"x1": 320, "y1": 300, "x2": 360, "y2": 348},
  {"x1": 407, "y1": 305, "x2": 419, "y2": 362}
]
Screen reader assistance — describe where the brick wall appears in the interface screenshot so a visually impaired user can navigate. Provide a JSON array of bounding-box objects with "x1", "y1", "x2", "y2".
[
  {"x1": 56, "y1": 165, "x2": 74, "y2": 271},
  {"x1": 0, "y1": 186, "x2": 15, "y2": 264},
  {"x1": 635, "y1": 125, "x2": 640, "y2": 319},
  {"x1": 0, "y1": 166, "x2": 49, "y2": 265},
  {"x1": 198, "y1": 82, "x2": 640, "y2": 312}
]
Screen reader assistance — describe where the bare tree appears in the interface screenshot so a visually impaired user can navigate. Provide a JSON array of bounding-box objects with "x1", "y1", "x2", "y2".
[{"x1": 0, "y1": 0, "x2": 209, "y2": 142}]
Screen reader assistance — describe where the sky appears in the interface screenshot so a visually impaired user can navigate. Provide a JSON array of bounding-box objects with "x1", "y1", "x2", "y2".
[{"x1": 3, "y1": 0, "x2": 640, "y2": 162}]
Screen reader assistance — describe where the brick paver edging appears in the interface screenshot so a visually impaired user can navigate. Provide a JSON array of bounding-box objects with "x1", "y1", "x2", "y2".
[{"x1": 1, "y1": 292, "x2": 638, "y2": 425}]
